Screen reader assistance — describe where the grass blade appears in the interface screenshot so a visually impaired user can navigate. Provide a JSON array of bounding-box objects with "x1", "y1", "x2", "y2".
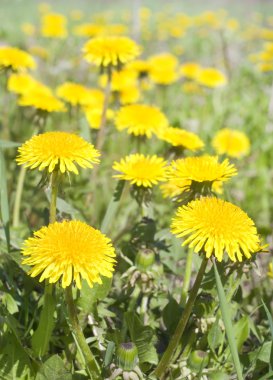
[
  {"x1": 0, "y1": 148, "x2": 10, "y2": 251},
  {"x1": 262, "y1": 299, "x2": 273, "y2": 370},
  {"x1": 214, "y1": 261, "x2": 243, "y2": 380},
  {"x1": 101, "y1": 180, "x2": 125, "y2": 233}
]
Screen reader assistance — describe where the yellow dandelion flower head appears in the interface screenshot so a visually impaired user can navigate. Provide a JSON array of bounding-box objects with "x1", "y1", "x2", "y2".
[
  {"x1": 180, "y1": 62, "x2": 202, "y2": 79},
  {"x1": 157, "y1": 127, "x2": 204, "y2": 151},
  {"x1": 99, "y1": 68, "x2": 138, "y2": 92},
  {"x1": 75, "y1": 23, "x2": 128, "y2": 38},
  {"x1": 70, "y1": 9, "x2": 84, "y2": 21},
  {"x1": 196, "y1": 68, "x2": 227, "y2": 88},
  {"x1": 148, "y1": 53, "x2": 179, "y2": 85},
  {"x1": 160, "y1": 178, "x2": 191, "y2": 199},
  {"x1": 267, "y1": 263, "x2": 273, "y2": 279},
  {"x1": 226, "y1": 18, "x2": 239, "y2": 32},
  {"x1": 18, "y1": 89, "x2": 65, "y2": 113},
  {"x1": 38, "y1": 2, "x2": 51, "y2": 14},
  {"x1": 29, "y1": 45, "x2": 49, "y2": 60},
  {"x1": 16, "y1": 131, "x2": 100, "y2": 174},
  {"x1": 148, "y1": 53, "x2": 178, "y2": 70},
  {"x1": 171, "y1": 197, "x2": 261, "y2": 262},
  {"x1": 168, "y1": 155, "x2": 237, "y2": 184},
  {"x1": 120, "y1": 86, "x2": 141, "y2": 105},
  {"x1": 160, "y1": 178, "x2": 222, "y2": 199},
  {"x1": 0, "y1": 46, "x2": 36, "y2": 71},
  {"x1": 84, "y1": 107, "x2": 114, "y2": 129},
  {"x1": 21, "y1": 23, "x2": 36, "y2": 36},
  {"x1": 74, "y1": 23, "x2": 105, "y2": 38},
  {"x1": 126, "y1": 60, "x2": 151, "y2": 77},
  {"x1": 56, "y1": 82, "x2": 91, "y2": 106},
  {"x1": 115, "y1": 104, "x2": 168, "y2": 138},
  {"x1": 113, "y1": 153, "x2": 168, "y2": 188},
  {"x1": 81, "y1": 88, "x2": 105, "y2": 108},
  {"x1": 83, "y1": 36, "x2": 141, "y2": 67},
  {"x1": 182, "y1": 81, "x2": 203, "y2": 95},
  {"x1": 212, "y1": 128, "x2": 250, "y2": 158},
  {"x1": 257, "y1": 62, "x2": 273, "y2": 72},
  {"x1": 8, "y1": 73, "x2": 39, "y2": 95},
  {"x1": 21, "y1": 220, "x2": 116, "y2": 289},
  {"x1": 41, "y1": 12, "x2": 68, "y2": 38}
]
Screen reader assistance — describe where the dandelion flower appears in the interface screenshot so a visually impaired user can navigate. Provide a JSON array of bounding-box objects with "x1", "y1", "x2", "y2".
[
  {"x1": 115, "y1": 104, "x2": 168, "y2": 138},
  {"x1": 113, "y1": 153, "x2": 168, "y2": 187},
  {"x1": 17, "y1": 131, "x2": 100, "y2": 174},
  {"x1": 157, "y1": 127, "x2": 204, "y2": 151},
  {"x1": 160, "y1": 178, "x2": 222, "y2": 199},
  {"x1": 83, "y1": 36, "x2": 141, "y2": 67},
  {"x1": 56, "y1": 82, "x2": 91, "y2": 106},
  {"x1": 148, "y1": 52, "x2": 179, "y2": 85},
  {"x1": 212, "y1": 128, "x2": 250, "y2": 158},
  {"x1": 267, "y1": 263, "x2": 273, "y2": 279},
  {"x1": 41, "y1": 13, "x2": 67, "y2": 38},
  {"x1": 8, "y1": 73, "x2": 39, "y2": 95},
  {"x1": 18, "y1": 89, "x2": 65, "y2": 113},
  {"x1": 168, "y1": 155, "x2": 237, "y2": 186},
  {"x1": 196, "y1": 68, "x2": 227, "y2": 88},
  {"x1": 0, "y1": 46, "x2": 36, "y2": 71},
  {"x1": 21, "y1": 220, "x2": 116, "y2": 289},
  {"x1": 127, "y1": 59, "x2": 151, "y2": 78},
  {"x1": 171, "y1": 197, "x2": 261, "y2": 262},
  {"x1": 160, "y1": 179, "x2": 191, "y2": 199},
  {"x1": 84, "y1": 107, "x2": 114, "y2": 129},
  {"x1": 180, "y1": 62, "x2": 201, "y2": 79}
]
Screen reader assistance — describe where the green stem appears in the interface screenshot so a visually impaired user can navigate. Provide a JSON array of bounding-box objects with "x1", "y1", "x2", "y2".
[
  {"x1": 12, "y1": 166, "x2": 27, "y2": 227},
  {"x1": 49, "y1": 170, "x2": 59, "y2": 224},
  {"x1": 154, "y1": 257, "x2": 208, "y2": 379},
  {"x1": 65, "y1": 285, "x2": 101, "y2": 380},
  {"x1": 180, "y1": 248, "x2": 194, "y2": 307},
  {"x1": 95, "y1": 69, "x2": 112, "y2": 152}
]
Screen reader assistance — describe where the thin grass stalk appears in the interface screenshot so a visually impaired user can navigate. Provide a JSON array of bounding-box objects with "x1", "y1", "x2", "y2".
[
  {"x1": 12, "y1": 166, "x2": 26, "y2": 227},
  {"x1": 65, "y1": 285, "x2": 102, "y2": 380},
  {"x1": 95, "y1": 69, "x2": 112, "y2": 152},
  {"x1": 213, "y1": 261, "x2": 244, "y2": 380},
  {"x1": 180, "y1": 248, "x2": 194, "y2": 307},
  {"x1": 154, "y1": 257, "x2": 208, "y2": 379}
]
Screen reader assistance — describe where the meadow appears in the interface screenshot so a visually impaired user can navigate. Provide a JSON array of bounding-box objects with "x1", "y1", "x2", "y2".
[{"x1": 0, "y1": 1, "x2": 273, "y2": 379}]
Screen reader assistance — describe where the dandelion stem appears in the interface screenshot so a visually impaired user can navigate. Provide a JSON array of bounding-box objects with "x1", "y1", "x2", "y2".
[
  {"x1": 49, "y1": 170, "x2": 59, "y2": 224},
  {"x1": 12, "y1": 166, "x2": 27, "y2": 227},
  {"x1": 95, "y1": 68, "x2": 112, "y2": 152},
  {"x1": 65, "y1": 285, "x2": 101, "y2": 380},
  {"x1": 180, "y1": 248, "x2": 194, "y2": 307},
  {"x1": 154, "y1": 257, "x2": 208, "y2": 379}
]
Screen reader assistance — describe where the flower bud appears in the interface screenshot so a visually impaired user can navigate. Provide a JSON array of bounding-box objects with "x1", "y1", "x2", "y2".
[
  {"x1": 135, "y1": 249, "x2": 155, "y2": 271},
  {"x1": 116, "y1": 342, "x2": 138, "y2": 371}
]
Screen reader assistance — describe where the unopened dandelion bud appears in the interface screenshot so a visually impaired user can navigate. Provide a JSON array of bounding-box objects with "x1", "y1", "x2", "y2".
[
  {"x1": 135, "y1": 249, "x2": 155, "y2": 271},
  {"x1": 188, "y1": 350, "x2": 209, "y2": 370},
  {"x1": 116, "y1": 342, "x2": 138, "y2": 371}
]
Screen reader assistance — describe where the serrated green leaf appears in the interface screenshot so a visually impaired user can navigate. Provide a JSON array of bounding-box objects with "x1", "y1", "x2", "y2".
[
  {"x1": 35, "y1": 355, "x2": 72, "y2": 380},
  {"x1": 78, "y1": 277, "x2": 112, "y2": 313},
  {"x1": 208, "y1": 319, "x2": 223, "y2": 353},
  {"x1": 0, "y1": 331, "x2": 33, "y2": 380},
  {"x1": 2, "y1": 292, "x2": 19, "y2": 314},
  {"x1": 125, "y1": 312, "x2": 158, "y2": 365},
  {"x1": 257, "y1": 342, "x2": 272, "y2": 363},
  {"x1": 32, "y1": 293, "x2": 56, "y2": 357},
  {"x1": 234, "y1": 315, "x2": 249, "y2": 352}
]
